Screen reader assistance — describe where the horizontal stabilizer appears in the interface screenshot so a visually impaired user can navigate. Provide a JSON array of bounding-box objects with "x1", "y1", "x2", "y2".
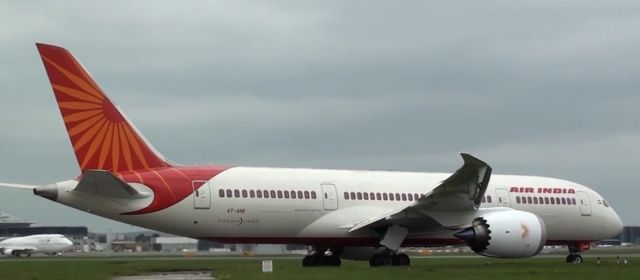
[
  {"x1": 74, "y1": 170, "x2": 151, "y2": 199},
  {"x1": 0, "y1": 183, "x2": 39, "y2": 190}
]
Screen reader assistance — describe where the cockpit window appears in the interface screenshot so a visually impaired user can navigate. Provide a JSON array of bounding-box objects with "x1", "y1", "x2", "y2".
[{"x1": 603, "y1": 200, "x2": 609, "y2": 207}]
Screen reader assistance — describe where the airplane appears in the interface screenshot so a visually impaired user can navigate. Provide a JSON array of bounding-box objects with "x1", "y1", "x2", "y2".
[
  {"x1": 0, "y1": 43, "x2": 623, "y2": 266},
  {"x1": 0, "y1": 234, "x2": 73, "y2": 257}
]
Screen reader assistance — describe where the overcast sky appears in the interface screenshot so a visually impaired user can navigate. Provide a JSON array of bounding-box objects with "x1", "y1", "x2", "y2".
[{"x1": 1, "y1": 1, "x2": 639, "y2": 233}]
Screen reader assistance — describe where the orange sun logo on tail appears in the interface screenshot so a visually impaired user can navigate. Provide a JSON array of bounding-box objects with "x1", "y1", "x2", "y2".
[{"x1": 36, "y1": 43, "x2": 170, "y2": 173}]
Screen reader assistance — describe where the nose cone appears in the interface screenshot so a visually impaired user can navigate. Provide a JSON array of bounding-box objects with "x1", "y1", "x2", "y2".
[{"x1": 607, "y1": 209, "x2": 624, "y2": 238}]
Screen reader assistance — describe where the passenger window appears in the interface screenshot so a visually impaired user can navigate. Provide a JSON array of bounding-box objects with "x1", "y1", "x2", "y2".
[
  {"x1": 257, "y1": 190, "x2": 263, "y2": 198},
  {"x1": 377, "y1": 193, "x2": 382, "y2": 200},
  {"x1": 370, "y1": 192, "x2": 375, "y2": 200},
  {"x1": 533, "y1": 197, "x2": 538, "y2": 204},
  {"x1": 401, "y1": 193, "x2": 407, "y2": 201},
  {"x1": 516, "y1": 196, "x2": 520, "y2": 203},
  {"x1": 550, "y1": 197, "x2": 555, "y2": 204},
  {"x1": 264, "y1": 190, "x2": 270, "y2": 198},
  {"x1": 277, "y1": 190, "x2": 283, "y2": 199},
  {"x1": 250, "y1": 190, "x2": 255, "y2": 198},
  {"x1": 363, "y1": 192, "x2": 369, "y2": 200},
  {"x1": 544, "y1": 197, "x2": 549, "y2": 204},
  {"x1": 298, "y1": 191, "x2": 303, "y2": 199},
  {"x1": 482, "y1": 196, "x2": 487, "y2": 203},
  {"x1": 350, "y1": 192, "x2": 356, "y2": 200},
  {"x1": 527, "y1": 197, "x2": 532, "y2": 204},
  {"x1": 242, "y1": 190, "x2": 248, "y2": 198},
  {"x1": 291, "y1": 191, "x2": 296, "y2": 199},
  {"x1": 357, "y1": 192, "x2": 362, "y2": 200},
  {"x1": 408, "y1": 194, "x2": 414, "y2": 201},
  {"x1": 226, "y1": 189, "x2": 232, "y2": 198},
  {"x1": 389, "y1": 193, "x2": 395, "y2": 201},
  {"x1": 304, "y1": 191, "x2": 310, "y2": 199},
  {"x1": 561, "y1": 198, "x2": 566, "y2": 205},
  {"x1": 572, "y1": 198, "x2": 577, "y2": 205},
  {"x1": 487, "y1": 195, "x2": 492, "y2": 203},
  {"x1": 234, "y1": 190, "x2": 240, "y2": 198},
  {"x1": 311, "y1": 191, "x2": 317, "y2": 199},
  {"x1": 284, "y1": 191, "x2": 290, "y2": 199},
  {"x1": 344, "y1": 192, "x2": 349, "y2": 200},
  {"x1": 395, "y1": 193, "x2": 401, "y2": 201},
  {"x1": 383, "y1": 193, "x2": 388, "y2": 200},
  {"x1": 219, "y1": 189, "x2": 225, "y2": 198},
  {"x1": 270, "y1": 190, "x2": 276, "y2": 199},
  {"x1": 414, "y1": 194, "x2": 420, "y2": 201},
  {"x1": 556, "y1": 197, "x2": 561, "y2": 204}
]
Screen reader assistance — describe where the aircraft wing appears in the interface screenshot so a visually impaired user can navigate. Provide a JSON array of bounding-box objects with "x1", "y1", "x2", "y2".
[{"x1": 349, "y1": 153, "x2": 492, "y2": 232}]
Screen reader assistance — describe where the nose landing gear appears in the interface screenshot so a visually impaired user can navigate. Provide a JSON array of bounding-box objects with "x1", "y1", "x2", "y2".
[
  {"x1": 565, "y1": 242, "x2": 589, "y2": 264},
  {"x1": 566, "y1": 253, "x2": 583, "y2": 264}
]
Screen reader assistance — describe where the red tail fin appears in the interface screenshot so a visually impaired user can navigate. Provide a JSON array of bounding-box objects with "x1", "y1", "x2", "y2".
[{"x1": 36, "y1": 43, "x2": 171, "y2": 173}]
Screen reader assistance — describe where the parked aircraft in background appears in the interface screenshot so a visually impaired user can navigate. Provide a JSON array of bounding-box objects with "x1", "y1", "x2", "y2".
[
  {"x1": 0, "y1": 234, "x2": 73, "y2": 257},
  {"x1": 0, "y1": 43, "x2": 623, "y2": 266}
]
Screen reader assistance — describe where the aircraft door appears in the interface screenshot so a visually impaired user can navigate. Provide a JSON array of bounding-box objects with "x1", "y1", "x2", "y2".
[
  {"x1": 495, "y1": 188, "x2": 510, "y2": 207},
  {"x1": 192, "y1": 180, "x2": 211, "y2": 209},
  {"x1": 321, "y1": 183, "x2": 338, "y2": 210},
  {"x1": 577, "y1": 191, "x2": 592, "y2": 216}
]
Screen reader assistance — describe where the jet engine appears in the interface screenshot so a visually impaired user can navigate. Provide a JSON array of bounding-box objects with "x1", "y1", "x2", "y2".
[
  {"x1": 0, "y1": 248, "x2": 13, "y2": 256},
  {"x1": 454, "y1": 210, "x2": 547, "y2": 258}
]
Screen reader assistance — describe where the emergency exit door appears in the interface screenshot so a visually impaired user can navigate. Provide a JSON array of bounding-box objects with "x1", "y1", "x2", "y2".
[
  {"x1": 495, "y1": 188, "x2": 511, "y2": 207},
  {"x1": 577, "y1": 191, "x2": 592, "y2": 216},
  {"x1": 321, "y1": 184, "x2": 338, "y2": 210},
  {"x1": 193, "y1": 180, "x2": 211, "y2": 209}
]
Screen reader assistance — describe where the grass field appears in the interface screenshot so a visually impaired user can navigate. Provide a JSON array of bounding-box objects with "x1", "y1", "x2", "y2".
[{"x1": 0, "y1": 256, "x2": 638, "y2": 280}]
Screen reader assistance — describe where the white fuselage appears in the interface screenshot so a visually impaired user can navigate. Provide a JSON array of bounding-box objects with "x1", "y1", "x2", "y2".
[
  {"x1": 50, "y1": 167, "x2": 623, "y2": 246},
  {"x1": 0, "y1": 234, "x2": 73, "y2": 255}
]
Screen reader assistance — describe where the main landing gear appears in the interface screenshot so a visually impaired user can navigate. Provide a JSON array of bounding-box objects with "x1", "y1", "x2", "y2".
[
  {"x1": 302, "y1": 248, "x2": 342, "y2": 267},
  {"x1": 369, "y1": 252, "x2": 410, "y2": 267}
]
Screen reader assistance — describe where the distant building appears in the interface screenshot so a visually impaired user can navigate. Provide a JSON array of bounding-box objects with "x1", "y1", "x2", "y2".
[
  {"x1": 616, "y1": 226, "x2": 640, "y2": 244},
  {"x1": 152, "y1": 236, "x2": 198, "y2": 252}
]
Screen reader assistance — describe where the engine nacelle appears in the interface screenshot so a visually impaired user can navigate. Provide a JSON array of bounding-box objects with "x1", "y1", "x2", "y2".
[
  {"x1": 454, "y1": 210, "x2": 547, "y2": 258},
  {"x1": 0, "y1": 248, "x2": 13, "y2": 256}
]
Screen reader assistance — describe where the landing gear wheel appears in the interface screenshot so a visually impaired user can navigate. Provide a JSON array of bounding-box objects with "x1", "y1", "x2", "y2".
[
  {"x1": 369, "y1": 253, "x2": 411, "y2": 267},
  {"x1": 302, "y1": 249, "x2": 342, "y2": 267},
  {"x1": 326, "y1": 255, "x2": 341, "y2": 266},
  {"x1": 369, "y1": 254, "x2": 389, "y2": 267},
  {"x1": 302, "y1": 255, "x2": 313, "y2": 267},
  {"x1": 382, "y1": 255, "x2": 393, "y2": 266},
  {"x1": 393, "y1": 253, "x2": 410, "y2": 266},
  {"x1": 566, "y1": 254, "x2": 583, "y2": 264}
]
